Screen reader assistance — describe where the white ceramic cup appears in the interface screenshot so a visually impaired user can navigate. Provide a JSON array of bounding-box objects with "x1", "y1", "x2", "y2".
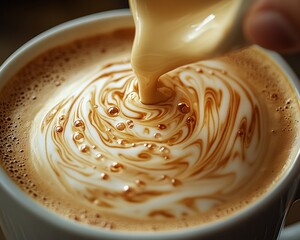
[{"x1": 0, "y1": 9, "x2": 299, "y2": 240}]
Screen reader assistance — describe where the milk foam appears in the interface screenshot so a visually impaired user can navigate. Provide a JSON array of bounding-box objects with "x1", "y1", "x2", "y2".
[{"x1": 31, "y1": 59, "x2": 267, "y2": 219}]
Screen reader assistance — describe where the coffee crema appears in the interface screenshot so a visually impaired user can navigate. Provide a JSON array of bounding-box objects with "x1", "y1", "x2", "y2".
[
  {"x1": 0, "y1": 29, "x2": 299, "y2": 232},
  {"x1": 32, "y1": 58, "x2": 266, "y2": 219}
]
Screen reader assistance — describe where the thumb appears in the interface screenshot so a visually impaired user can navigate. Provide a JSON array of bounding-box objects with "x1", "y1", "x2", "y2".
[{"x1": 244, "y1": 0, "x2": 300, "y2": 53}]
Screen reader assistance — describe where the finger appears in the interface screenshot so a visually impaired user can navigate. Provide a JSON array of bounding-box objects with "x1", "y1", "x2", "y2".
[{"x1": 244, "y1": 0, "x2": 300, "y2": 53}]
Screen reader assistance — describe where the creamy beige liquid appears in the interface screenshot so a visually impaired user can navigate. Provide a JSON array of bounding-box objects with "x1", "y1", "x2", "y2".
[{"x1": 130, "y1": 0, "x2": 249, "y2": 104}]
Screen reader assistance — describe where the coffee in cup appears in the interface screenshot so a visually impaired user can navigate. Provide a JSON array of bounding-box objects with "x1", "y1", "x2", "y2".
[{"x1": 0, "y1": 26, "x2": 299, "y2": 232}]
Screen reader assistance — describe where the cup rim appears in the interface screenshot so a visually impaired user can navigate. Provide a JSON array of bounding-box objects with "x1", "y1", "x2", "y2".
[{"x1": 0, "y1": 9, "x2": 299, "y2": 240}]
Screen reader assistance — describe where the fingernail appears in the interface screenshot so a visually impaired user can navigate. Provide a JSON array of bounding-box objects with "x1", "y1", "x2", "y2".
[{"x1": 249, "y1": 10, "x2": 298, "y2": 50}]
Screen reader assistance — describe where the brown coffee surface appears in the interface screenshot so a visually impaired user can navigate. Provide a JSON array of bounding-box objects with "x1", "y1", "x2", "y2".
[{"x1": 0, "y1": 28, "x2": 299, "y2": 232}]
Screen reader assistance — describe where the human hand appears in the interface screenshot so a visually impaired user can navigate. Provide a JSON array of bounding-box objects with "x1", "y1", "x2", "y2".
[{"x1": 244, "y1": 0, "x2": 300, "y2": 53}]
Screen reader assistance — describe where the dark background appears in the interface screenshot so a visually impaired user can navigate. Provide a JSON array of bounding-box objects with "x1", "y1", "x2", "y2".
[
  {"x1": 0, "y1": 0, "x2": 129, "y2": 64},
  {"x1": 0, "y1": 1, "x2": 299, "y2": 239}
]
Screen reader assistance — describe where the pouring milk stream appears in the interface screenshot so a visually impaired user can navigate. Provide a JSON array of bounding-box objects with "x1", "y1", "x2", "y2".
[{"x1": 130, "y1": 0, "x2": 254, "y2": 104}]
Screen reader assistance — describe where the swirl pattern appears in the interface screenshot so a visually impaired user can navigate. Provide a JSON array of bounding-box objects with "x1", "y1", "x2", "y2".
[{"x1": 31, "y1": 60, "x2": 266, "y2": 219}]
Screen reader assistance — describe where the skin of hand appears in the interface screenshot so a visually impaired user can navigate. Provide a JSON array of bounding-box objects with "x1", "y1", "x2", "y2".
[{"x1": 244, "y1": 0, "x2": 300, "y2": 53}]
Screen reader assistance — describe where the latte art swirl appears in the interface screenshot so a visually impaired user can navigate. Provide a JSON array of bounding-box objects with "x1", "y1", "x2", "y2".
[{"x1": 31, "y1": 60, "x2": 266, "y2": 219}]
